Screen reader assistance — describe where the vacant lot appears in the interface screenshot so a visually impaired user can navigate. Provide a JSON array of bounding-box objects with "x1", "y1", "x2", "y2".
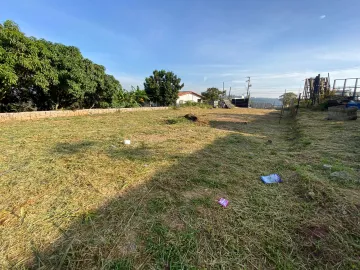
[{"x1": 1, "y1": 108, "x2": 359, "y2": 269}]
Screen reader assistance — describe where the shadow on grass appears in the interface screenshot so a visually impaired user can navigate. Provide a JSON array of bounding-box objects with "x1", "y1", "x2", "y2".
[
  {"x1": 53, "y1": 141, "x2": 96, "y2": 155},
  {"x1": 30, "y1": 134, "x2": 260, "y2": 269},
  {"x1": 53, "y1": 140, "x2": 154, "y2": 162},
  {"x1": 209, "y1": 111, "x2": 280, "y2": 132},
  {"x1": 107, "y1": 145, "x2": 153, "y2": 162},
  {"x1": 21, "y1": 112, "x2": 360, "y2": 269},
  {"x1": 209, "y1": 120, "x2": 249, "y2": 132},
  {"x1": 164, "y1": 117, "x2": 188, "y2": 125}
]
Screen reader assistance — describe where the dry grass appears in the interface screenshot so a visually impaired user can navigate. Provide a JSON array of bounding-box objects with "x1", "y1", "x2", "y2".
[{"x1": 0, "y1": 107, "x2": 359, "y2": 269}]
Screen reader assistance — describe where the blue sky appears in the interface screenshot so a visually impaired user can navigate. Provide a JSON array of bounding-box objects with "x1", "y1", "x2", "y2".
[{"x1": 2, "y1": 0, "x2": 360, "y2": 97}]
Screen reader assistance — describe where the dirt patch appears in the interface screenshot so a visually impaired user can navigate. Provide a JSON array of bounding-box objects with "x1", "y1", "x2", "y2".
[
  {"x1": 135, "y1": 135, "x2": 169, "y2": 143},
  {"x1": 165, "y1": 214, "x2": 186, "y2": 231},
  {"x1": 339, "y1": 188, "x2": 360, "y2": 205},
  {"x1": 215, "y1": 117, "x2": 248, "y2": 123},
  {"x1": 306, "y1": 225, "x2": 329, "y2": 239},
  {"x1": 115, "y1": 230, "x2": 138, "y2": 257},
  {"x1": 302, "y1": 225, "x2": 329, "y2": 241},
  {"x1": 182, "y1": 188, "x2": 211, "y2": 201}
]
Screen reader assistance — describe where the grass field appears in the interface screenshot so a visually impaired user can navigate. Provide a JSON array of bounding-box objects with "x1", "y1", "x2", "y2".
[{"x1": 0, "y1": 107, "x2": 359, "y2": 269}]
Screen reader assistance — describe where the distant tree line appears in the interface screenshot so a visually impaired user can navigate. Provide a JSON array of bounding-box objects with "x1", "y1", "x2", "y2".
[
  {"x1": 0, "y1": 20, "x2": 151, "y2": 112},
  {"x1": 0, "y1": 20, "x2": 187, "y2": 112},
  {"x1": 201, "y1": 87, "x2": 223, "y2": 101}
]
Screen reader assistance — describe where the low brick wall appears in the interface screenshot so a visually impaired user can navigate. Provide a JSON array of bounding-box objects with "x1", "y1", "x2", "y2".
[
  {"x1": 328, "y1": 105, "x2": 358, "y2": 120},
  {"x1": 0, "y1": 107, "x2": 169, "y2": 123}
]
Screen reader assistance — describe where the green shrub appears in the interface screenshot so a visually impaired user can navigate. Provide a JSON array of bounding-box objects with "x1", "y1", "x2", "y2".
[
  {"x1": 99, "y1": 101, "x2": 111, "y2": 108},
  {"x1": 180, "y1": 101, "x2": 211, "y2": 109},
  {"x1": 183, "y1": 101, "x2": 198, "y2": 107}
]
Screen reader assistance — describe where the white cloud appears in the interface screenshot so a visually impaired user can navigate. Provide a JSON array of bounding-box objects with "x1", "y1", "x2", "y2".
[
  {"x1": 203, "y1": 76, "x2": 208, "y2": 82},
  {"x1": 320, "y1": 15, "x2": 326, "y2": 20}
]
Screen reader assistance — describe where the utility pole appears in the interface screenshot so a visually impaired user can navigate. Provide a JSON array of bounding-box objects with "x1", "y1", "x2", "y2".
[
  {"x1": 223, "y1": 81, "x2": 225, "y2": 97},
  {"x1": 246, "y1": 77, "x2": 252, "y2": 97},
  {"x1": 228, "y1": 87, "x2": 231, "y2": 99}
]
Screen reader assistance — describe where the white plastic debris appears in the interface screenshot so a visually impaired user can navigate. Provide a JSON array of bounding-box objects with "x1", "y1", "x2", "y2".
[
  {"x1": 124, "y1": 140, "x2": 131, "y2": 145},
  {"x1": 323, "y1": 164, "x2": 332, "y2": 170}
]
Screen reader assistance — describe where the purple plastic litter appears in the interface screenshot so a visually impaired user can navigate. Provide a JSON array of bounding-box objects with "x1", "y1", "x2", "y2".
[{"x1": 218, "y1": 198, "x2": 229, "y2": 207}]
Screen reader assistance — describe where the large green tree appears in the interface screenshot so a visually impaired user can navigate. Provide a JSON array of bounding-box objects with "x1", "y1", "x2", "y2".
[
  {"x1": 144, "y1": 70, "x2": 184, "y2": 106},
  {"x1": 279, "y1": 92, "x2": 298, "y2": 107},
  {"x1": 0, "y1": 21, "x2": 56, "y2": 111},
  {"x1": 0, "y1": 20, "x2": 124, "y2": 112},
  {"x1": 201, "y1": 87, "x2": 223, "y2": 101}
]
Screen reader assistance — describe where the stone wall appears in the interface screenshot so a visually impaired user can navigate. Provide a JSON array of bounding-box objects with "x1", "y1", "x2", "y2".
[
  {"x1": 328, "y1": 105, "x2": 358, "y2": 120},
  {"x1": 0, "y1": 107, "x2": 169, "y2": 123}
]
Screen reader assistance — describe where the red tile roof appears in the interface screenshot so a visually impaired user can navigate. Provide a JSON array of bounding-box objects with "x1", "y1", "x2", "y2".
[{"x1": 178, "y1": 91, "x2": 203, "y2": 98}]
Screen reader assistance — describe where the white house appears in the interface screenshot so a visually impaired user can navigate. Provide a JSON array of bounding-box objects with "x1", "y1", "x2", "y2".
[{"x1": 176, "y1": 91, "x2": 203, "y2": 105}]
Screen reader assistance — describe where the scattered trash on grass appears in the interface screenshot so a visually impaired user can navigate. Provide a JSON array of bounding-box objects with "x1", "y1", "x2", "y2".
[
  {"x1": 20, "y1": 207, "x2": 26, "y2": 225},
  {"x1": 323, "y1": 164, "x2": 332, "y2": 170},
  {"x1": 308, "y1": 191, "x2": 316, "y2": 199},
  {"x1": 330, "y1": 171, "x2": 349, "y2": 180},
  {"x1": 124, "y1": 140, "x2": 131, "y2": 145},
  {"x1": 260, "y1": 174, "x2": 282, "y2": 184},
  {"x1": 218, "y1": 198, "x2": 229, "y2": 207}
]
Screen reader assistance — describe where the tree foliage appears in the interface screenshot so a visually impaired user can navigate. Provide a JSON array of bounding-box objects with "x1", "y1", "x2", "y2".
[
  {"x1": 144, "y1": 70, "x2": 184, "y2": 106},
  {"x1": 0, "y1": 20, "x2": 126, "y2": 112},
  {"x1": 279, "y1": 92, "x2": 298, "y2": 107},
  {"x1": 112, "y1": 86, "x2": 149, "y2": 108},
  {"x1": 201, "y1": 87, "x2": 223, "y2": 101}
]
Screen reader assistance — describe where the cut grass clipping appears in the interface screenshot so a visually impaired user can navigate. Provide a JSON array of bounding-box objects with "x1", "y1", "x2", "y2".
[{"x1": 0, "y1": 108, "x2": 359, "y2": 269}]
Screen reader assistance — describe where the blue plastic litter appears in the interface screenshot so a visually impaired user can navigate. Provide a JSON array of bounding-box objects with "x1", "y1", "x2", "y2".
[
  {"x1": 260, "y1": 174, "x2": 282, "y2": 184},
  {"x1": 346, "y1": 101, "x2": 360, "y2": 109}
]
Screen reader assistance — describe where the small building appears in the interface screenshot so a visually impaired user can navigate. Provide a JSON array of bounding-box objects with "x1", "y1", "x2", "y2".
[{"x1": 177, "y1": 91, "x2": 203, "y2": 105}]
